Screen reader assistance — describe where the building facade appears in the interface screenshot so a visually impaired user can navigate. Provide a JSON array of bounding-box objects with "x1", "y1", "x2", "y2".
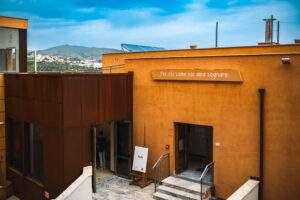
[
  {"x1": 102, "y1": 43, "x2": 300, "y2": 200},
  {"x1": 4, "y1": 73, "x2": 133, "y2": 200},
  {"x1": 0, "y1": 16, "x2": 28, "y2": 199}
]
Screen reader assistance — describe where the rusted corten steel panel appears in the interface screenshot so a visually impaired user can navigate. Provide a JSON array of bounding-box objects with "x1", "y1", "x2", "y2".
[
  {"x1": 4, "y1": 72, "x2": 133, "y2": 200},
  {"x1": 62, "y1": 76, "x2": 82, "y2": 128},
  {"x1": 5, "y1": 74, "x2": 64, "y2": 128},
  {"x1": 81, "y1": 76, "x2": 99, "y2": 125},
  {"x1": 63, "y1": 127, "x2": 85, "y2": 188},
  {"x1": 43, "y1": 127, "x2": 64, "y2": 197},
  {"x1": 19, "y1": 29, "x2": 27, "y2": 72},
  {"x1": 99, "y1": 74, "x2": 133, "y2": 121}
]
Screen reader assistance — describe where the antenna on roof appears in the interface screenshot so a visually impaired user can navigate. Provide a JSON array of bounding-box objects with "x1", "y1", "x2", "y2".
[
  {"x1": 277, "y1": 21, "x2": 280, "y2": 44},
  {"x1": 215, "y1": 22, "x2": 218, "y2": 48}
]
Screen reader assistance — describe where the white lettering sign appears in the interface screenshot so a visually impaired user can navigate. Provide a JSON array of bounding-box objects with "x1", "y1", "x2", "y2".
[{"x1": 152, "y1": 69, "x2": 242, "y2": 82}]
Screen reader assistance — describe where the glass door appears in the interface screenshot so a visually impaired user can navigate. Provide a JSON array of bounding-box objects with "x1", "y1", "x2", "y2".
[{"x1": 115, "y1": 121, "x2": 132, "y2": 177}]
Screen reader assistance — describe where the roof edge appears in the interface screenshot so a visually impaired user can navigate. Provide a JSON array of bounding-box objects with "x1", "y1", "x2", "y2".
[
  {"x1": 0, "y1": 16, "x2": 28, "y2": 29},
  {"x1": 125, "y1": 52, "x2": 300, "y2": 61}
]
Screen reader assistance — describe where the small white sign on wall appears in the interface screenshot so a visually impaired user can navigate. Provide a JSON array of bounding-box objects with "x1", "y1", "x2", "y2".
[{"x1": 132, "y1": 146, "x2": 148, "y2": 173}]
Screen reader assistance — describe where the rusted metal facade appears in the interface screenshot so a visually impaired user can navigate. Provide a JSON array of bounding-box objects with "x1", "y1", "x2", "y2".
[{"x1": 5, "y1": 72, "x2": 133, "y2": 199}]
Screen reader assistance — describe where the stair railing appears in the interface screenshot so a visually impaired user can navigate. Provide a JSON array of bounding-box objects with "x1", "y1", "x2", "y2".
[
  {"x1": 200, "y1": 162, "x2": 214, "y2": 200},
  {"x1": 153, "y1": 152, "x2": 170, "y2": 192},
  {"x1": 200, "y1": 162, "x2": 215, "y2": 200}
]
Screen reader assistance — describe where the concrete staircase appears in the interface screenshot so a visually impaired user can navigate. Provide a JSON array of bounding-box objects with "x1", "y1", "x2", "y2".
[{"x1": 153, "y1": 176, "x2": 211, "y2": 200}]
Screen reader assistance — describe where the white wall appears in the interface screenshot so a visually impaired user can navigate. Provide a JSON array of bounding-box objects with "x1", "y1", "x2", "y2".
[
  {"x1": 227, "y1": 179, "x2": 259, "y2": 200},
  {"x1": 54, "y1": 166, "x2": 92, "y2": 200}
]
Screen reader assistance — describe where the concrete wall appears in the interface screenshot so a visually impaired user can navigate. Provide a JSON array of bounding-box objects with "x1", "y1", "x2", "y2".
[
  {"x1": 227, "y1": 179, "x2": 259, "y2": 200},
  {"x1": 104, "y1": 46, "x2": 300, "y2": 200}
]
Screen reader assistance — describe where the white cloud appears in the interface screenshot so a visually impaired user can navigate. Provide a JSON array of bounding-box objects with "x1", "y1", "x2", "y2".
[{"x1": 27, "y1": 0, "x2": 300, "y2": 50}]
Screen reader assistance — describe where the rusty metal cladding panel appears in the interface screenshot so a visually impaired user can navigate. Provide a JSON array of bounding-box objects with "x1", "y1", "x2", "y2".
[
  {"x1": 43, "y1": 102, "x2": 63, "y2": 129},
  {"x1": 22, "y1": 98, "x2": 34, "y2": 122},
  {"x1": 63, "y1": 127, "x2": 83, "y2": 189},
  {"x1": 6, "y1": 97, "x2": 23, "y2": 120},
  {"x1": 81, "y1": 126, "x2": 91, "y2": 166},
  {"x1": 22, "y1": 75, "x2": 35, "y2": 99},
  {"x1": 5, "y1": 97, "x2": 16, "y2": 119},
  {"x1": 13, "y1": 75, "x2": 23, "y2": 98},
  {"x1": 98, "y1": 74, "x2": 133, "y2": 122},
  {"x1": 24, "y1": 178, "x2": 44, "y2": 200},
  {"x1": 127, "y1": 74, "x2": 133, "y2": 119},
  {"x1": 23, "y1": 99, "x2": 43, "y2": 124},
  {"x1": 34, "y1": 76, "x2": 45, "y2": 100},
  {"x1": 41, "y1": 76, "x2": 63, "y2": 103},
  {"x1": 113, "y1": 75, "x2": 127, "y2": 119},
  {"x1": 63, "y1": 76, "x2": 82, "y2": 128},
  {"x1": 81, "y1": 76, "x2": 99, "y2": 125},
  {"x1": 19, "y1": 29, "x2": 27, "y2": 72},
  {"x1": 44, "y1": 127, "x2": 64, "y2": 198},
  {"x1": 7, "y1": 169, "x2": 25, "y2": 199},
  {"x1": 98, "y1": 76, "x2": 107, "y2": 121}
]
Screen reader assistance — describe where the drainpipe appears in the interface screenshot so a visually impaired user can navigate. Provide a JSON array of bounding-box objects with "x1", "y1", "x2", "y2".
[{"x1": 258, "y1": 88, "x2": 265, "y2": 200}]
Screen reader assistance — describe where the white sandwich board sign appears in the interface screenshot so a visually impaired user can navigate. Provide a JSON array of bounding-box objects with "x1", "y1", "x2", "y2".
[{"x1": 132, "y1": 146, "x2": 148, "y2": 173}]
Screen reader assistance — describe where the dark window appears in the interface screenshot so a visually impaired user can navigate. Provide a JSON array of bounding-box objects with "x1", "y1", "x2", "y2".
[
  {"x1": 7, "y1": 118, "x2": 23, "y2": 171},
  {"x1": 25, "y1": 122, "x2": 44, "y2": 183}
]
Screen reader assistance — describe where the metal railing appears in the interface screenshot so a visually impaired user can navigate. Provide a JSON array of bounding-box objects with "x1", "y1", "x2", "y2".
[
  {"x1": 101, "y1": 64, "x2": 125, "y2": 73},
  {"x1": 200, "y1": 162, "x2": 214, "y2": 200},
  {"x1": 153, "y1": 152, "x2": 170, "y2": 192}
]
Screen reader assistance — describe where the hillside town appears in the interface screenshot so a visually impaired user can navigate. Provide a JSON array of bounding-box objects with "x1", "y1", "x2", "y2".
[{"x1": 35, "y1": 54, "x2": 103, "y2": 68}]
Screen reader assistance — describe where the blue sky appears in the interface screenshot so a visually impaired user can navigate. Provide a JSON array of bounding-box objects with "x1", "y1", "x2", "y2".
[{"x1": 1, "y1": 0, "x2": 299, "y2": 50}]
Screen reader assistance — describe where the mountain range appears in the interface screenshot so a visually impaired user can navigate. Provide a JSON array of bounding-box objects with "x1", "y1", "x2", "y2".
[{"x1": 38, "y1": 45, "x2": 123, "y2": 60}]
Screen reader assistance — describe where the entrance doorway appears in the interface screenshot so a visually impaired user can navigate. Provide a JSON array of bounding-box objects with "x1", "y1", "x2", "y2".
[
  {"x1": 175, "y1": 123, "x2": 213, "y2": 180},
  {"x1": 91, "y1": 120, "x2": 132, "y2": 182}
]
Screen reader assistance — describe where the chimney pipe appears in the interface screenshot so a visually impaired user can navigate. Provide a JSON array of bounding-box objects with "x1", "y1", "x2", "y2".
[{"x1": 263, "y1": 15, "x2": 276, "y2": 44}]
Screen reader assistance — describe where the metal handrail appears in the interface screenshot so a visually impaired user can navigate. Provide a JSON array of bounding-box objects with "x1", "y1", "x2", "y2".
[
  {"x1": 101, "y1": 64, "x2": 125, "y2": 72},
  {"x1": 200, "y1": 162, "x2": 214, "y2": 200},
  {"x1": 153, "y1": 152, "x2": 170, "y2": 192},
  {"x1": 200, "y1": 161, "x2": 214, "y2": 180},
  {"x1": 101, "y1": 64, "x2": 125, "y2": 69},
  {"x1": 153, "y1": 152, "x2": 169, "y2": 168}
]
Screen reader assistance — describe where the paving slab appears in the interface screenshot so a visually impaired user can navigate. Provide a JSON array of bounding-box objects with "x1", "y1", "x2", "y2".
[
  {"x1": 162, "y1": 176, "x2": 204, "y2": 194},
  {"x1": 93, "y1": 174, "x2": 155, "y2": 200},
  {"x1": 157, "y1": 185, "x2": 201, "y2": 200}
]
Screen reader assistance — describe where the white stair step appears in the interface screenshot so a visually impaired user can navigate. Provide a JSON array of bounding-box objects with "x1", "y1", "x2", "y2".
[
  {"x1": 157, "y1": 185, "x2": 201, "y2": 200},
  {"x1": 153, "y1": 192, "x2": 183, "y2": 200},
  {"x1": 162, "y1": 176, "x2": 209, "y2": 194}
]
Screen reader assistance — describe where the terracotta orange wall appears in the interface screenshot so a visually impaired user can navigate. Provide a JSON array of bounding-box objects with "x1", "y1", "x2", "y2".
[
  {"x1": 102, "y1": 44, "x2": 300, "y2": 72},
  {"x1": 120, "y1": 52, "x2": 300, "y2": 199}
]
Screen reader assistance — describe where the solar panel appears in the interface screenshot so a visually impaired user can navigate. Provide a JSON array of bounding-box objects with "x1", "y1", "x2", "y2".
[{"x1": 121, "y1": 43, "x2": 166, "y2": 52}]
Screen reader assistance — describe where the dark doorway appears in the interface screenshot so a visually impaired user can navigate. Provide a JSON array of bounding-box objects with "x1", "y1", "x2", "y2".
[
  {"x1": 175, "y1": 123, "x2": 213, "y2": 180},
  {"x1": 116, "y1": 121, "x2": 132, "y2": 177}
]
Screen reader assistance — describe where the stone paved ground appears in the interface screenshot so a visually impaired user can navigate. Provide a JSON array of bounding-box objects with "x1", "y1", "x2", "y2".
[{"x1": 93, "y1": 175, "x2": 155, "y2": 200}]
